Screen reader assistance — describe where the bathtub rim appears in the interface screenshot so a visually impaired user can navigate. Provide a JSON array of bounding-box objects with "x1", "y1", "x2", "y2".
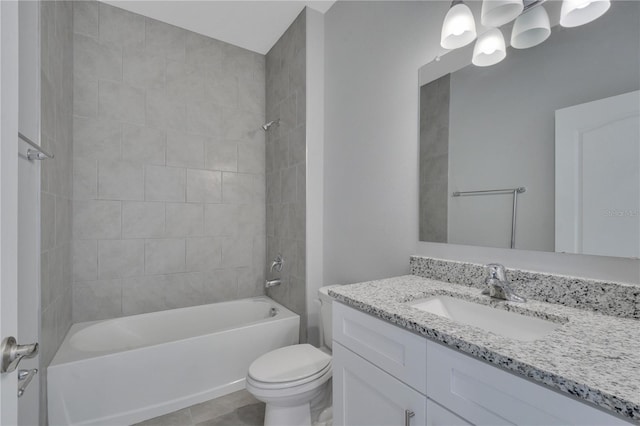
[{"x1": 50, "y1": 296, "x2": 298, "y2": 366}]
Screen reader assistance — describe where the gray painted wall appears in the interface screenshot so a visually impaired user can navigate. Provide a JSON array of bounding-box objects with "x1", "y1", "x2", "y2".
[
  {"x1": 71, "y1": 1, "x2": 266, "y2": 322},
  {"x1": 40, "y1": 1, "x2": 73, "y2": 423},
  {"x1": 447, "y1": 2, "x2": 639, "y2": 251},
  {"x1": 324, "y1": 1, "x2": 440, "y2": 286},
  {"x1": 324, "y1": 1, "x2": 639, "y2": 285},
  {"x1": 265, "y1": 11, "x2": 307, "y2": 343},
  {"x1": 304, "y1": 7, "x2": 325, "y2": 348}
]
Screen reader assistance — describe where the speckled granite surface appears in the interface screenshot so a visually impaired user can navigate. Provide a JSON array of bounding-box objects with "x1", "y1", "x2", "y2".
[
  {"x1": 410, "y1": 256, "x2": 640, "y2": 319},
  {"x1": 329, "y1": 275, "x2": 640, "y2": 423}
]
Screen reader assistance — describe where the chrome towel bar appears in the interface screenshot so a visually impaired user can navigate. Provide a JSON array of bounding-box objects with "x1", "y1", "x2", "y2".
[
  {"x1": 452, "y1": 187, "x2": 526, "y2": 197},
  {"x1": 452, "y1": 186, "x2": 526, "y2": 249},
  {"x1": 18, "y1": 132, "x2": 54, "y2": 161}
]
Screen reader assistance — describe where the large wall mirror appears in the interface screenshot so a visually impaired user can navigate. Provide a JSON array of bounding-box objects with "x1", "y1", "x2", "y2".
[{"x1": 418, "y1": 0, "x2": 639, "y2": 259}]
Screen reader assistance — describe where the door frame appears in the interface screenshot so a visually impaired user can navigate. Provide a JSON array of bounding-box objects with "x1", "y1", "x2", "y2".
[{"x1": 0, "y1": 0, "x2": 21, "y2": 424}]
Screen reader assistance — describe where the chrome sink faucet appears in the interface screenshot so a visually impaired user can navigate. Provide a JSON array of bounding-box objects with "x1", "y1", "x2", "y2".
[{"x1": 481, "y1": 263, "x2": 526, "y2": 303}]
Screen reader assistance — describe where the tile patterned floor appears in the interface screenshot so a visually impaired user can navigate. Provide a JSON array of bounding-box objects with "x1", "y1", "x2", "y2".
[{"x1": 133, "y1": 390, "x2": 265, "y2": 426}]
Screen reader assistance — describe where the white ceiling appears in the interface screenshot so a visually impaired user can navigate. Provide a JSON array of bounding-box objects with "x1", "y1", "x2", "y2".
[{"x1": 101, "y1": 1, "x2": 336, "y2": 55}]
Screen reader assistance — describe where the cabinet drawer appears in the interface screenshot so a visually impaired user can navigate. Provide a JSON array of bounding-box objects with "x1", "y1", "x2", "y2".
[
  {"x1": 333, "y1": 302, "x2": 427, "y2": 394},
  {"x1": 426, "y1": 340, "x2": 631, "y2": 425},
  {"x1": 333, "y1": 342, "x2": 426, "y2": 426},
  {"x1": 427, "y1": 399, "x2": 471, "y2": 426}
]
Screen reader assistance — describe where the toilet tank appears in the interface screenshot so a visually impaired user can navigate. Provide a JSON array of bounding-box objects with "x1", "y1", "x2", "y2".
[{"x1": 318, "y1": 286, "x2": 338, "y2": 350}]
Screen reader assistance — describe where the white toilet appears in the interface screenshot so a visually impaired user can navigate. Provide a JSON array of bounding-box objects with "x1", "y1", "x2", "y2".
[{"x1": 246, "y1": 286, "x2": 336, "y2": 426}]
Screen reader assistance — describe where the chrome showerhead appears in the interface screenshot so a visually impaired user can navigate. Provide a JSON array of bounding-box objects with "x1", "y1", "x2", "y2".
[{"x1": 262, "y1": 119, "x2": 280, "y2": 131}]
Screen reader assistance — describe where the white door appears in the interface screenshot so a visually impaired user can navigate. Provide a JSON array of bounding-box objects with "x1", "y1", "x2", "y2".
[
  {"x1": 555, "y1": 91, "x2": 640, "y2": 258},
  {"x1": 2, "y1": 2, "x2": 42, "y2": 425},
  {"x1": 333, "y1": 343, "x2": 426, "y2": 426},
  {"x1": 1, "y1": 1, "x2": 22, "y2": 424}
]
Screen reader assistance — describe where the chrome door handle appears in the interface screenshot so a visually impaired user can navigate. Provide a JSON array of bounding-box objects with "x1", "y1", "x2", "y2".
[
  {"x1": 1, "y1": 337, "x2": 39, "y2": 373},
  {"x1": 405, "y1": 409, "x2": 415, "y2": 426},
  {"x1": 17, "y1": 368, "x2": 38, "y2": 397}
]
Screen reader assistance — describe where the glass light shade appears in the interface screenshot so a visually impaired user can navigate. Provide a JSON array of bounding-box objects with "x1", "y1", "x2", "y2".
[
  {"x1": 481, "y1": 0, "x2": 524, "y2": 27},
  {"x1": 510, "y1": 6, "x2": 551, "y2": 49},
  {"x1": 472, "y1": 28, "x2": 507, "y2": 67},
  {"x1": 441, "y1": 2, "x2": 477, "y2": 49},
  {"x1": 560, "y1": 0, "x2": 611, "y2": 27}
]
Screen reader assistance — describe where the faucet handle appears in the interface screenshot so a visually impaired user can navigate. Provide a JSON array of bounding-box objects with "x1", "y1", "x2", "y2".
[
  {"x1": 485, "y1": 263, "x2": 507, "y2": 281},
  {"x1": 270, "y1": 255, "x2": 284, "y2": 273},
  {"x1": 483, "y1": 264, "x2": 527, "y2": 303}
]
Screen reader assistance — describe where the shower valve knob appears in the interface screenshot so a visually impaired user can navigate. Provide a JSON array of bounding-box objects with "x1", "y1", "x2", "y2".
[{"x1": 270, "y1": 255, "x2": 284, "y2": 273}]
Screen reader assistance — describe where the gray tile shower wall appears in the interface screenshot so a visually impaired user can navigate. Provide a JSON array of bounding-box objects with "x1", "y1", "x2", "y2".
[
  {"x1": 265, "y1": 11, "x2": 307, "y2": 342},
  {"x1": 40, "y1": 1, "x2": 74, "y2": 423},
  {"x1": 71, "y1": 1, "x2": 266, "y2": 322}
]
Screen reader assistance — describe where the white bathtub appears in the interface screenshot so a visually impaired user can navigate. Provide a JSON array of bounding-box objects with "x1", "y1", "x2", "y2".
[{"x1": 48, "y1": 297, "x2": 299, "y2": 425}]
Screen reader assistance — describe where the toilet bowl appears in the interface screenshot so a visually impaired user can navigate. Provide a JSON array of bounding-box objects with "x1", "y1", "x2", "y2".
[
  {"x1": 246, "y1": 286, "x2": 337, "y2": 426},
  {"x1": 246, "y1": 344, "x2": 332, "y2": 426}
]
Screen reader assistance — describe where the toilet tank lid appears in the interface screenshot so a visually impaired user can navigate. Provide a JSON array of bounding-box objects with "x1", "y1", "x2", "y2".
[{"x1": 248, "y1": 344, "x2": 331, "y2": 383}]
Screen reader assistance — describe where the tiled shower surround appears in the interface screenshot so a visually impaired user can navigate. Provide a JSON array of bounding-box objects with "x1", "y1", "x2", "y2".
[
  {"x1": 71, "y1": 1, "x2": 268, "y2": 321},
  {"x1": 41, "y1": 1, "x2": 74, "y2": 422},
  {"x1": 264, "y1": 12, "x2": 307, "y2": 342}
]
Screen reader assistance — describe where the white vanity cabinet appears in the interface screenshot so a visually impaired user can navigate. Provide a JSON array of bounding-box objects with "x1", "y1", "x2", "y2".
[
  {"x1": 332, "y1": 301, "x2": 465, "y2": 426},
  {"x1": 332, "y1": 302, "x2": 632, "y2": 426},
  {"x1": 333, "y1": 343, "x2": 427, "y2": 426}
]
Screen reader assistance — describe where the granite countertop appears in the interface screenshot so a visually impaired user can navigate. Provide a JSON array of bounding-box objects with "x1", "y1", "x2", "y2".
[{"x1": 328, "y1": 275, "x2": 640, "y2": 423}]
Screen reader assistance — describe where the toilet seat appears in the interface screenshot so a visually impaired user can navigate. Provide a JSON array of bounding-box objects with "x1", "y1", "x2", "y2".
[
  {"x1": 248, "y1": 344, "x2": 331, "y2": 383},
  {"x1": 246, "y1": 363, "x2": 332, "y2": 399},
  {"x1": 248, "y1": 362, "x2": 332, "y2": 390}
]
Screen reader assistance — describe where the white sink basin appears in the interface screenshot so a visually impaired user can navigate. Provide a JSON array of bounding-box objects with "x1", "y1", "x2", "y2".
[{"x1": 408, "y1": 295, "x2": 562, "y2": 341}]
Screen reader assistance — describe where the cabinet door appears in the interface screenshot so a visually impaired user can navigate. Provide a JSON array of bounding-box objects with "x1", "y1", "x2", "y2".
[
  {"x1": 427, "y1": 340, "x2": 632, "y2": 425},
  {"x1": 427, "y1": 399, "x2": 471, "y2": 426},
  {"x1": 333, "y1": 302, "x2": 427, "y2": 394},
  {"x1": 333, "y1": 342, "x2": 426, "y2": 426}
]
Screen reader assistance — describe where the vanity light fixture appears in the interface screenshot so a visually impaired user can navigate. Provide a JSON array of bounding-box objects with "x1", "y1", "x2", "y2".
[
  {"x1": 481, "y1": 0, "x2": 524, "y2": 27},
  {"x1": 440, "y1": 0, "x2": 477, "y2": 49},
  {"x1": 472, "y1": 28, "x2": 507, "y2": 67},
  {"x1": 439, "y1": 0, "x2": 612, "y2": 67},
  {"x1": 511, "y1": 5, "x2": 551, "y2": 49},
  {"x1": 559, "y1": 0, "x2": 611, "y2": 28}
]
